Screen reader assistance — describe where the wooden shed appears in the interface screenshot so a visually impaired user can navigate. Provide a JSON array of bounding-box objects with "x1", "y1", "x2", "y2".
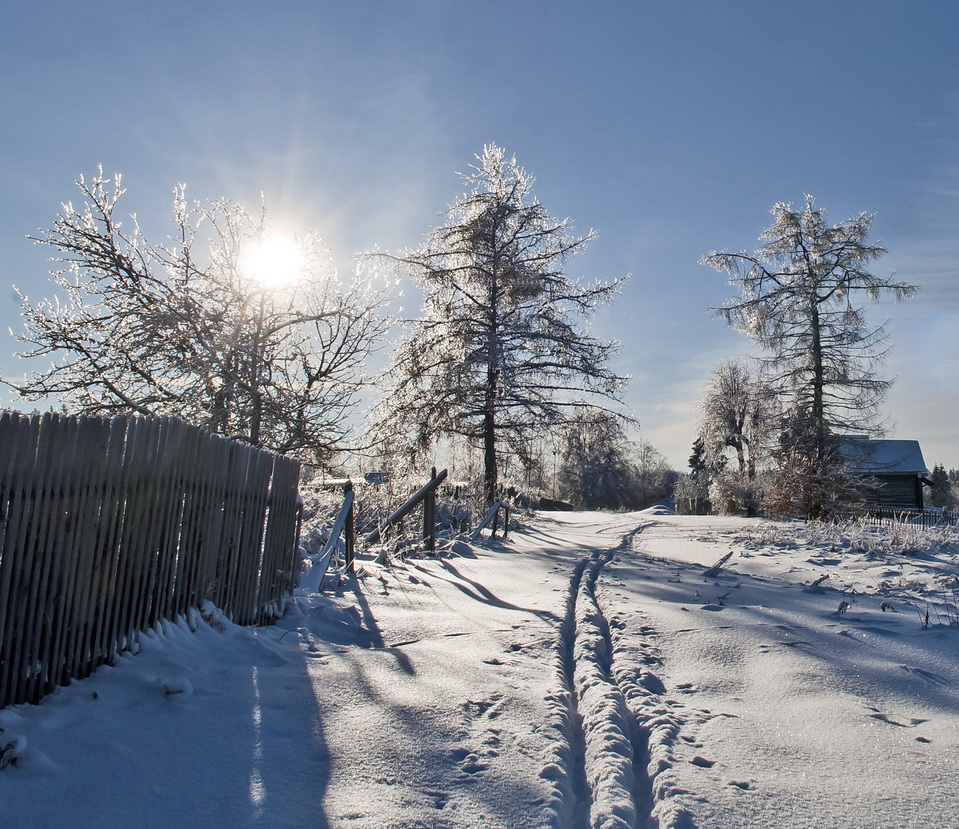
[{"x1": 839, "y1": 438, "x2": 932, "y2": 510}]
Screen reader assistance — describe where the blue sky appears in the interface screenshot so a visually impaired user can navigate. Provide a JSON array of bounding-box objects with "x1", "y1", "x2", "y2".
[{"x1": 1, "y1": 2, "x2": 956, "y2": 469}]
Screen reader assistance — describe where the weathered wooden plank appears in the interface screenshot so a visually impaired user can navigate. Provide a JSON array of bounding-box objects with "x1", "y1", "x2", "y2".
[
  {"x1": 260, "y1": 455, "x2": 303, "y2": 615},
  {"x1": 83, "y1": 416, "x2": 134, "y2": 676},
  {"x1": 148, "y1": 417, "x2": 188, "y2": 626},
  {"x1": 0, "y1": 415, "x2": 39, "y2": 708},
  {"x1": 125, "y1": 418, "x2": 168, "y2": 643},
  {"x1": 226, "y1": 445, "x2": 263, "y2": 623},
  {"x1": 235, "y1": 449, "x2": 273, "y2": 624},
  {"x1": 167, "y1": 421, "x2": 206, "y2": 621},
  {"x1": 15, "y1": 413, "x2": 76, "y2": 705},
  {"x1": 108, "y1": 416, "x2": 158, "y2": 654},
  {"x1": 42, "y1": 416, "x2": 112, "y2": 695},
  {"x1": 193, "y1": 432, "x2": 230, "y2": 612}
]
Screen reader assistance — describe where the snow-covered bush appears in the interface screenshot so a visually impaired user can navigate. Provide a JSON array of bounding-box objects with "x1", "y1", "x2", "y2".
[
  {"x1": 735, "y1": 516, "x2": 959, "y2": 557},
  {"x1": 708, "y1": 471, "x2": 759, "y2": 516}
]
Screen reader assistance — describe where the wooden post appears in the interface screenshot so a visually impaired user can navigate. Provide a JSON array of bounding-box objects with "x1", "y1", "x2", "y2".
[
  {"x1": 344, "y1": 480, "x2": 355, "y2": 572},
  {"x1": 423, "y1": 467, "x2": 437, "y2": 553}
]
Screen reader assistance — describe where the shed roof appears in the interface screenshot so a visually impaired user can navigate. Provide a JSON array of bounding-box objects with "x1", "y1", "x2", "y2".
[{"x1": 838, "y1": 438, "x2": 928, "y2": 475}]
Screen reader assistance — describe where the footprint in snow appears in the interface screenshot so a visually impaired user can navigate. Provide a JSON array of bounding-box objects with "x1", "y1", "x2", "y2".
[
  {"x1": 451, "y1": 750, "x2": 490, "y2": 775},
  {"x1": 867, "y1": 711, "x2": 929, "y2": 728},
  {"x1": 463, "y1": 696, "x2": 502, "y2": 718},
  {"x1": 482, "y1": 729, "x2": 502, "y2": 747},
  {"x1": 899, "y1": 665, "x2": 952, "y2": 686},
  {"x1": 425, "y1": 790, "x2": 449, "y2": 809}
]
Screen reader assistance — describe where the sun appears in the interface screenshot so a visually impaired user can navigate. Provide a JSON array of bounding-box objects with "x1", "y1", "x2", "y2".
[{"x1": 240, "y1": 234, "x2": 306, "y2": 289}]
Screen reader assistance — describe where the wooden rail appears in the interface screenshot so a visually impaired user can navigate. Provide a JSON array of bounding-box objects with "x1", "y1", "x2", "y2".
[
  {"x1": 471, "y1": 500, "x2": 511, "y2": 542},
  {"x1": 365, "y1": 467, "x2": 449, "y2": 552},
  {"x1": 300, "y1": 481, "x2": 356, "y2": 593}
]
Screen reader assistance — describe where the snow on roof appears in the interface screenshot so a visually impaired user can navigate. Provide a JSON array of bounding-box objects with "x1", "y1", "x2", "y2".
[{"x1": 839, "y1": 438, "x2": 928, "y2": 475}]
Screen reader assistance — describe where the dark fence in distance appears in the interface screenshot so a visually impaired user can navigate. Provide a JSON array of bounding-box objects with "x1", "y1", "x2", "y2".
[
  {"x1": 675, "y1": 496, "x2": 712, "y2": 516},
  {"x1": 867, "y1": 506, "x2": 958, "y2": 530},
  {"x1": 0, "y1": 412, "x2": 301, "y2": 709}
]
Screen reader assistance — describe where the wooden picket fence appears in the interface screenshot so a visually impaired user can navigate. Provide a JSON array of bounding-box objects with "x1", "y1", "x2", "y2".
[
  {"x1": 0, "y1": 411, "x2": 302, "y2": 709},
  {"x1": 867, "y1": 506, "x2": 958, "y2": 530}
]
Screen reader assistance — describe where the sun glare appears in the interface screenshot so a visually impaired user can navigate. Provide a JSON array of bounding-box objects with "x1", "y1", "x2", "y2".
[{"x1": 240, "y1": 234, "x2": 306, "y2": 289}]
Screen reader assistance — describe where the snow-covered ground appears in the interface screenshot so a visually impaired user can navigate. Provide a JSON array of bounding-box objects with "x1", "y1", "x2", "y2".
[{"x1": 2, "y1": 509, "x2": 958, "y2": 828}]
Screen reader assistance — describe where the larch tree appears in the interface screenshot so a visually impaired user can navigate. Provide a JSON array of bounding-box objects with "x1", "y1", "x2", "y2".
[
  {"x1": 10, "y1": 169, "x2": 390, "y2": 464},
  {"x1": 701, "y1": 196, "x2": 917, "y2": 518},
  {"x1": 369, "y1": 145, "x2": 629, "y2": 505}
]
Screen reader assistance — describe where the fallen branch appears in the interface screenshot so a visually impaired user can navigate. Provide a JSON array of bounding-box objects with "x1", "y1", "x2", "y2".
[{"x1": 703, "y1": 551, "x2": 733, "y2": 579}]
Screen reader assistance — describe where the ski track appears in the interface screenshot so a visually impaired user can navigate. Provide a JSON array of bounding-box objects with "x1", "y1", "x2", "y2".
[{"x1": 544, "y1": 526, "x2": 697, "y2": 829}]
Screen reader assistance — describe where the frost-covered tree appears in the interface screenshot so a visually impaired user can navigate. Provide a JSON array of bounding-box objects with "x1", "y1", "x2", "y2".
[
  {"x1": 369, "y1": 145, "x2": 628, "y2": 505},
  {"x1": 632, "y1": 438, "x2": 676, "y2": 509},
  {"x1": 702, "y1": 197, "x2": 916, "y2": 449},
  {"x1": 556, "y1": 410, "x2": 672, "y2": 510},
  {"x1": 927, "y1": 464, "x2": 956, "y2": 509},
  {"x1": 697, "y1": 358, "x2": 776, "y2": 481},
  {"x1": 695, "y1": 359, "x2": 777, "y2": 515},
  {"x1": 10, "y1": 169, "x2": 389, "y2": 463},
  {"x1": 556, "y1": 409, "x2": 634, "y2": 510},
  {"x1": 762, "y1": 414, "x2": 868, "y2": 520},
  {"x1": 702, "y1": 196, "x2": 917, "y2": 518}
]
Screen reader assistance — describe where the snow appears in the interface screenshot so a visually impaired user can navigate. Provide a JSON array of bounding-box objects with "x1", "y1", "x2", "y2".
[{"x1": 1, "y1": 510, "x2": 958, "y2": 828}]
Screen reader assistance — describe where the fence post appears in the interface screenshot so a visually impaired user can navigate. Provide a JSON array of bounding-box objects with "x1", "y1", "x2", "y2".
[
  {"x1": 344, "y1": 480, "x2": 355, "y2": 572},
  {"x1": 471, "y1": 499, "x2": 511, "y2": 543},
  {"x1": 423, "y1": 467, "x2": 437, "y2": 553}
]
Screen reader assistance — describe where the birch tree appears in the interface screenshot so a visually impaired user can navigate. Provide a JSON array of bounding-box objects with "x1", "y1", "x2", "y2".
[
  {"x1": 369, "y1": 145, "x2": 628, "y2": 505},
  {"x1": 10, "y1": 169, "x2": 389, "y2": 463}
]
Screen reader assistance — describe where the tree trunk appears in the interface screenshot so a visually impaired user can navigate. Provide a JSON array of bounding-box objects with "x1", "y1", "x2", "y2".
[
  {"x1": 484, "y1": 251, "x2": 500, "y2": 507},
  {"x1": 810, "y1": 299, "x2": 826, "y2": 455},
  {"x1": 483, "y1": 403, "x2": 497, "y2": 507}
]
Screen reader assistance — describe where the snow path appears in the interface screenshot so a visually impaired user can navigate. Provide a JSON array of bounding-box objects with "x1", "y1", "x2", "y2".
[
  {"x1": 541, "y1": 516, "x2": 698, "y2": 829},
  {"x1": 560, "y1": 530, "x2": 647, "y2": 829},
  {"x1": 1, "y1": 510, "x2": 958, "y2": 828}
]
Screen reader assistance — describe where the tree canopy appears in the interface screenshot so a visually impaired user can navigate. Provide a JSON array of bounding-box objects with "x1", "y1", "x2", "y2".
[
  {"x1": 702, "y1": 196, "x2": 917, "y2": 447},
  {"x1": 11, "y1": 170, "x2": 389, "y2": 463},
  {"x1": 369, "y1": 145, "x2": 629, "y2": 504},
  {"x1": 702, "y1": 196, "x2": 917, "y2": 518}
]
